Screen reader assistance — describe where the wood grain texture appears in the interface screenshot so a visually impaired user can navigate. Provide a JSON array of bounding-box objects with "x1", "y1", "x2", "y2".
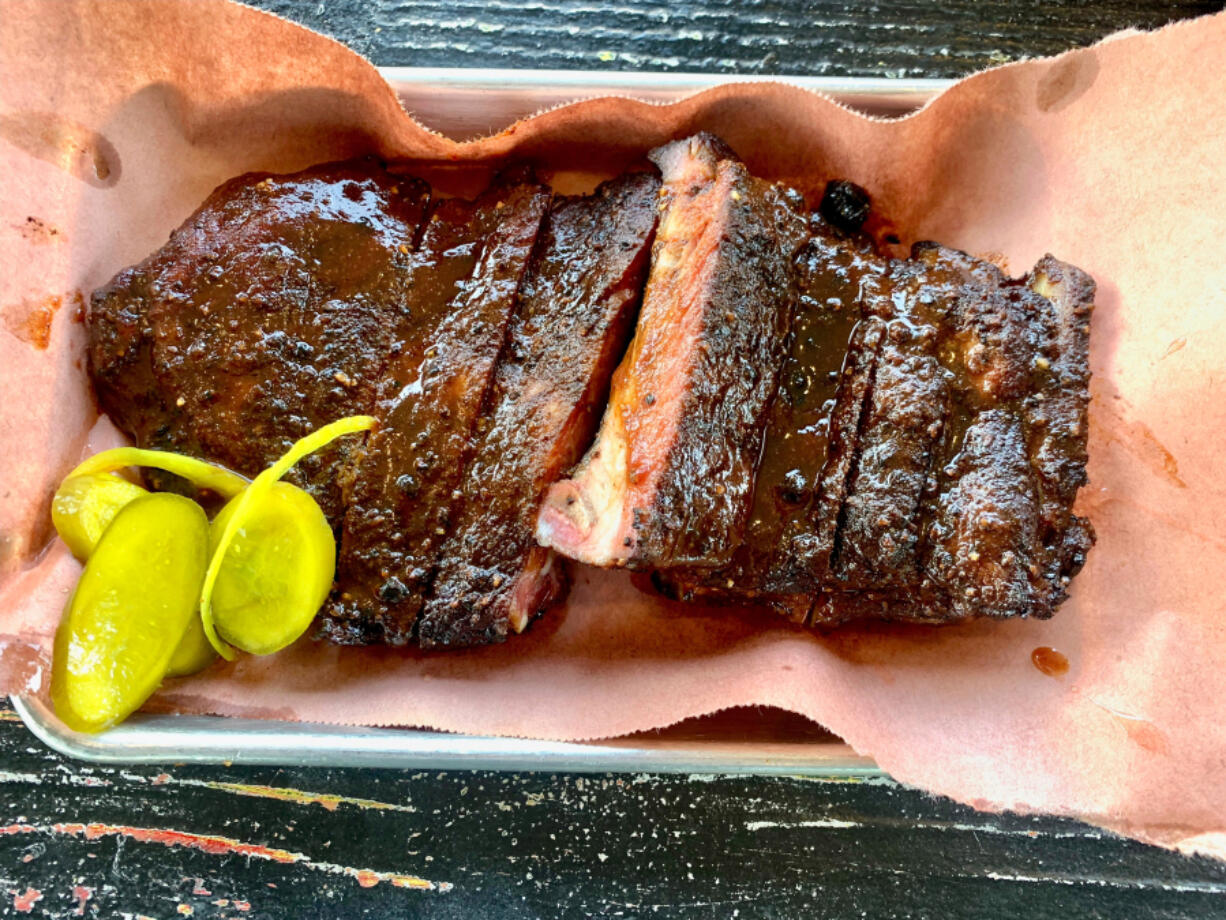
[
  {"x1": 2, "y1": 702, "x2": 1225, "y2": 919},
  {"x1": 254, "y1": 0, "x2": 1223, "y2": 76},
  {"x1": 8, "y1": 1, "x2": 1226, "y2": 917}
]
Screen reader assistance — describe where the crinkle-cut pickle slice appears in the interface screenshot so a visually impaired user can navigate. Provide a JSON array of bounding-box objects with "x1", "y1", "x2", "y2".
[
  {"x1": 67, "y1": 447, "x2": 248, "y2": 500},
  {"x1": 52, "y1": 474, "x2": 148, "y2": 560},
  {"x1": 208, "y1": 482, "x2": 335, "y2": 655},
  {"x1": 201, "y1": 415, "x2": 376, "y2": 659},
  {"x1": 51, "y1": 493, "x2": 209, "y2": 733}
]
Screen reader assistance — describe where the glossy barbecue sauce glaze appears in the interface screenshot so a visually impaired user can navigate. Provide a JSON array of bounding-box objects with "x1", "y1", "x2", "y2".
[
  {"x1": 329, "y1": 173, "x2": 552, "y2": 644},
  {"x1": 654, "y1": 192, "x2": 1095, "y2": 628},
  {"x1": 653, "y1": 214, "x2": 884, "y2": 612},
  {"x1": 89, "y1": 160, "x2": 431, "y2": 522},
  {"x1": 89, "y1": 158, "x2": 1095, "y2": 647}
]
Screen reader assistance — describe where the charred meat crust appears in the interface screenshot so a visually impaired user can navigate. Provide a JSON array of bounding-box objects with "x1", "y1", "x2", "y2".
[
  {"x1": 652, "y1": 234, "x2": 1095, "y2": 627},
  {"x1": 832, "y1": 333, "x2": 949, "y2": 589},
  {"x1": 418, "y1": 172, "x2": 661, "y2": 648},
  {"x1": 325, "y1": 171, "x2": 551, "y2": 646},
  {"x1": 812, "y1": 244, "x2": 1095, "y2": 624},
  {"x1": 653, "y1": 217, "x2": 887, "y2": 613},
  {"x1": 924, "y1": 410, "x2": 1045, "y2": 619},
  {"x1": 535, "y1": 133, "x2": 808, "y2": 570}
]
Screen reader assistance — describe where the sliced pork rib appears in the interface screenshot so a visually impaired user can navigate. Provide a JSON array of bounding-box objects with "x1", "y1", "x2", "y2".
[
  {"x1": 900, "y1": 246, "x2": 1096, "y2": 622},
  {"x1": 89, "y1": 160, "x2": 432, "y2": 522},
  {"x1": 90, "y1": 142, "x2": 1096, "y2": 648},
  {"x1": 417, "y1": 173, "x2": 661, "y2": 648},
  {"x1": 325, "y1": 172, "x2": 551, "y2": 645},
  {"x1": 536, "y1": 134, "x2": 808, "y2": 570},
  {"x1": 827, "y1": 266, "x2": 952, "y2": 590},
  {"x1": 647, "y1": 225, "x2": 1095, "y2": 626},
  {"x1": 652, "y1": 216, "x2": 886, "y2": 618}
]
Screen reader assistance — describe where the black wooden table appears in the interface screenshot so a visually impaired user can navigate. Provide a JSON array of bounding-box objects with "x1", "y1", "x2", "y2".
[{"x1": 7, "y1": 2, "x2": 1226, "y2": 917}]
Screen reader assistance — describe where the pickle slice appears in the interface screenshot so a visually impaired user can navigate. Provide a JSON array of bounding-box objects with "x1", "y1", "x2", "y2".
[
  {"x1": 200, "y1": 415, "x2": 375, "y2": 659},
  {"x1": 52, "y1": 474, "x2": 148, "y2": 561},
  {"x1": 51, "y1": 493, "x2": 209, "y2": 733},
  {"x1": 208, "y1": 482, "x2": 335, "y2": 655},
  {"x1": 166, "y1": 614, "x2": 218, "y2": 677}
]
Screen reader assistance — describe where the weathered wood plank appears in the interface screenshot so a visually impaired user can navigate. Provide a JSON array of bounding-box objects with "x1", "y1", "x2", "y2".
[
  {"x1": 2, "y1": 701, "x2": 1224, "y2": 918},
  {"x1": 255, "y1": 0, "x2": 1222, "y2": 76}
]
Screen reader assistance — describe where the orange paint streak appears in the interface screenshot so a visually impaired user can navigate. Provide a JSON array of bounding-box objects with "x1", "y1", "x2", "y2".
[
  {"x1": 72, "y1": 885, "x2": 93, "y2": 916},
  {"x1": 392, "y1": 875, "x2": 442, "y2": 891},
  {"x1": 193, "y1": 780, "x2": 413, "y2": 813},
  {"x1": 38, "y1": 822, "x2": 447, "y2": 892},
  {"x1": 54, "y1": 822, "x2": 299, "y2": 863},
  {"x1": 11, "y1": 888, "x2": 42, "y2": 913},
  {"x1": 233, "y1": 900, "x2": 251, "y2": 912},
  {"x1": 0, "y1": 824, "x2": 38, "y2": 837}
]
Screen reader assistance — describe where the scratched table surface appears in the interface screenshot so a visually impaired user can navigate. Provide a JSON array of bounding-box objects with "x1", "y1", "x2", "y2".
[{"x1": 8, "y1": 1, "x2": 1226, "y2": 917}]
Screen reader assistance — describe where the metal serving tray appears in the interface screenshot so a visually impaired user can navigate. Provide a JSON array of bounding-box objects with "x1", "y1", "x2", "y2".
[{"x1": 14, "y1": 68, "x2": 950, "y2": 773}]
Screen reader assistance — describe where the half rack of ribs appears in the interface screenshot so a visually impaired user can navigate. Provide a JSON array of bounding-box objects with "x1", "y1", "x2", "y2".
[{"x1": 89, "y1": 133, "x2": 1095, "y2": 649}]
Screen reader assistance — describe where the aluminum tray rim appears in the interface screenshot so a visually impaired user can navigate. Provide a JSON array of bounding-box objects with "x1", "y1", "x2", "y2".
[
  {"x1": 12, "y1": 696, "x2": 882, "y2": 776},
  {"x1": 381, "y1": 65, "x2": 953, "y2": 105}
]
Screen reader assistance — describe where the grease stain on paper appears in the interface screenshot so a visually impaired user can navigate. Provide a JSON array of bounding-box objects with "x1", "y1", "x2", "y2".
[
  {"x1": 0, "y1": 112, "x2": 121, "y2": 187},
  {"x1": 1097, "y1": 401, "x2": 1186, "y2": 488},
  {"x1": 1158, "y1": 336, "x2": 1187, "y2": 361},
  {"x1": 1091, "y1": 701, "x2": 1171, "y2": 757},
  {"x1": 2, "y1": 292, "x2": 81, "y2": 350},
  {"x1": 1031, "y1": 646, "x2": 1069, "y2": 678},
  {"x1": 14, "y1": 216, "x2": 61, "y2": 244}
]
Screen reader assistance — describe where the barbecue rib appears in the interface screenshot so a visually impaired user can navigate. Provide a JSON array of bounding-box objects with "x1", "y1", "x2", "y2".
[
  {"x1": 650, "y1": 215, "x2": 888, "y2": 619},
  {"x1": 89, "y1": 139, "x2": 1096, "y2": 649},
  {"x1": 89, "y1": 160, "x2": 431, "y2": 522},
  {"x1": 535, "y1": 134, "x2": 808, "y2": 570},
  {"x1": 325, "y1": 171, "x2": 551, "y2": 645},
  {"x1": 653, "y1": 228, "x2": 1095, "y2": 625},
  {"x1": 417, "y1": 173, "x2": 661, "y2": 648}
]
